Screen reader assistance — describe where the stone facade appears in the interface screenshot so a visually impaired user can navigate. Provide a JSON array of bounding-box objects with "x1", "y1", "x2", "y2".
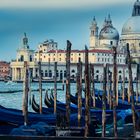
[
  {"x1": 10, "y1": 1, "x2": 140, "y2": 82},
  {"x1": 0, "y1": 61, "x2": 10, "y2": 80}
]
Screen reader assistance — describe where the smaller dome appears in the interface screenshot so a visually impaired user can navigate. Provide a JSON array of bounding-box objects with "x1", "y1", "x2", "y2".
[
  {"x1": 99, "y1": 15, "x2": 119, "y2": 40},
  {"x1": 99, "y1": 26, "x2": 119, "y2": 40}
]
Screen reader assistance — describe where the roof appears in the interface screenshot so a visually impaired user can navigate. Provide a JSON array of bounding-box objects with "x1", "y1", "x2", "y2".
[
  {"x1": 47, "y1": 49, "x2": 123, "y2": 54},
  {"x1": 0, "y1": 61, "x2": 10, "y2": 65}
]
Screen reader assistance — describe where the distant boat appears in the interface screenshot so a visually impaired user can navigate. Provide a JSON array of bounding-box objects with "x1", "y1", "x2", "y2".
[{"x1": 32, "y1": 77, "x2": 54, "y2": 82}]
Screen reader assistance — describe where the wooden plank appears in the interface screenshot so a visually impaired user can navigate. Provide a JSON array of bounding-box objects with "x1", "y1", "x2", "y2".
[{"x1": 66, "y1": 40, "x2": 72, "y2": 128}]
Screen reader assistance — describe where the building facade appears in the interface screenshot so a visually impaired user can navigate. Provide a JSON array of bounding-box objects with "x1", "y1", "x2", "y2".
[
  {"x1": 10, "y1": 1, "x2": 139, "y2": 82},
  {"x1": 0, "y1": 61, "x2": 10, "y2": 80},
  {"x1": 120, "y1": 0, "x2": 140, "y2": 63}
]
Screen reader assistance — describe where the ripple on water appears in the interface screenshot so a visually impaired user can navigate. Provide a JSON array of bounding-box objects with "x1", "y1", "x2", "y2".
[{"x1": 0, "y1": 81, "x2": 135, "y2": 111}]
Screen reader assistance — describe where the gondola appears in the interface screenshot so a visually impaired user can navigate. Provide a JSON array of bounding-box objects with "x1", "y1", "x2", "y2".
[
  {"x1": 33, "y1": 94, "x2": 76, "y2": 114},
  {"x1": 0, "y1": 104, "x2": 56, "y2": 134},
  {"x1": 46, "y1": 92, "x2": 124, "y2": 122},
  {"x1": 32, "y1": 94, "x2": 54, "y2": 114},
  {"x1": 70, "y1": 93, "x2": 140, "y2": 110},
  {"x1": 44, "y1": 90, "x2": 52, "y2": 108},
  {"x1": 0, "y1": 105, "x2": 56, "y2": 125}
]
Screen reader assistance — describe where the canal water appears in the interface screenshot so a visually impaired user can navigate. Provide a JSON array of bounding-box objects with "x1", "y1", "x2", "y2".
[{"x1": 0, "y1": 81, "x2": 135, "y2": 112}]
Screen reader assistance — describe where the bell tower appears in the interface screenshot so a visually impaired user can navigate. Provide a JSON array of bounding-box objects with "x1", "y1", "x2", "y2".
[
  {"x1": 90, "y1": 16, "x2": 99, "y2": 50},
  {"x1": 22, "y1": 33, "x2": 29, "y2": 49}
]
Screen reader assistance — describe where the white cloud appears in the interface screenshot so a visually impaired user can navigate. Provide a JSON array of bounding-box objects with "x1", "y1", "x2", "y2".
[{"x1": 0, "y1": 0, "x2": 134, "y2": 9}]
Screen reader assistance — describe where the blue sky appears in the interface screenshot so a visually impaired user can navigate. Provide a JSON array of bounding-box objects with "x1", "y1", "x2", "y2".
[{"x1": 0, "y1": 0, "x2": 135, "y2": 61}]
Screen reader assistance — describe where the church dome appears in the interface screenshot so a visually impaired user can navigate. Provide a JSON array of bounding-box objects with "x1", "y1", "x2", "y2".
[
  {"x1": 122, "y1": 16, "x2": 140, "y2": 35},
  {"x1": 99, "y1": 26, "x2": 119, "y2": 40},
  {"x1": 122, "y1": 0, "x2": 140, "y2": 35},
  {"x1": 99, "y1": 15, "x2": 119, "y2": 40}
]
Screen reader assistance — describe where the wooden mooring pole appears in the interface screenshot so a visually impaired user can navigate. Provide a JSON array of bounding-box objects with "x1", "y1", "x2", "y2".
[
  {"x1": 106, "y1": 64, "x2": 110, "y2": 105},
  {"x1": 38, "y1": 61, "x2": 42, "y2": 114},
  {"x1": 112, "y1": 46, "x2": 118, "y2": 137},
  {"x1": 77, "y1": 58, "x2": 82, "y2": 127},
  {"x1": 22, "y1": 61, "x2": 29, "y2": 126},
  {"x1": 128, "y1": 81, "x2": 131, "y2": 103},
  {"x1": 116, "y1": 72, "x2": 119, "y2": 106},
  {"x1": 84, "y1": 46, "x2": 90, "y2": 137},
  {"x1": 102, "y1": 64, "x2": 107, "y2": 137},
  {"x1": 136, "y1": 64, "x2": 140, "y2": 104},
  {"x1": 28, "y1": 70, "x2": 32, "y2": 106},
  {"x1": 109, "y1": 72, "x2": 112, "y2": 109},
  {"x1": 90, "y1": 64, "x2": 95, "y2": 107},
  {"x1": 122, "y1": 67, "x2": 125, "y2": 102},
  {"x1": 126, "y1": 43, "x2": 136, "y2": 137},
  {"x1": 54, "y1": 62, "x2": 57, "y2": 114},
  {"x1": 66, "y1": 40, "x2": 71, "y2": 128}
]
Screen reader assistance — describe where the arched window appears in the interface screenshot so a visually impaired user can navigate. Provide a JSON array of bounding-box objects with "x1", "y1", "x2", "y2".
[
  {"x1": 60, "y1": 70, "x2": 63, "y2": 80},
  {"x1": 45, "y1": 70, "x2": 48, "y2": 77},
  {"x1": 110, "y1": 41, "x2": 113, "y2": 45},
  {"x1": 64, "y1": 70, "x2": 66, "y2": 78},
  {"x1": 125, "y1": 77, "x2": 128, "y2": 81},
  {"x1": 41, "y1": 70, "x2": 44, "y2": 77},
  {"x1": 49, "y1": 70, "x2": 52, "y2": 77},
  {"x1": 20, "y1": 55, "x2": 24, "y2": 61},
  {"x1": 56, "y1": 70, "x2": 59, "y2": 77},
  {"x1": 119, "y1": 75, "x2": 122, "y2": 81},
  {"x1": 30, "y1": 55, "x2": 32, "y2": 62}
]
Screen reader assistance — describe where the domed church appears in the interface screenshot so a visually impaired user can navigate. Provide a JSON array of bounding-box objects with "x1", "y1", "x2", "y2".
[
  {"x1": 90, "y1": 15, "x2": 119, "y2": 50},
  {"x1": 90, "y1": 0, "x2": 140, "y2": 63},
  {"x1": 121, "y1": 0, "x2": 140, "y2": 63}
]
